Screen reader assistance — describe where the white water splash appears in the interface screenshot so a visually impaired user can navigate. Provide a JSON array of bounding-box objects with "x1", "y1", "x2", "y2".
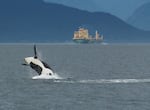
[
  {"x1": 54, "y1": 79, "x2": 150, "y2": 84},
  {"x1": 32, "y1": 73, "x2": 62, "y2": 80}
]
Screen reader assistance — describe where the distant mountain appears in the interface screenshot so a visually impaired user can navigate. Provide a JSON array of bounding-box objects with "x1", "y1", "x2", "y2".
[
  {"x1": 0, "y1": 0, "x2": 150, "y2": 43},
  {"x1": 45, "y1": 0, "x2": 150, "y2": 20},
  {"x1": 127, "y1": 2, "x2": 150, "y2": 31}
]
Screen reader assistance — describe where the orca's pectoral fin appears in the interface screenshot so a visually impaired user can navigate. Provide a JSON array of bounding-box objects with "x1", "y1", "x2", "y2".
[
  {"x1": 30, "y1": 62, "x2": 42, "y2": 75},
  {"x1": 22, "y1": 63, "x2": 28, "y2": 66}
]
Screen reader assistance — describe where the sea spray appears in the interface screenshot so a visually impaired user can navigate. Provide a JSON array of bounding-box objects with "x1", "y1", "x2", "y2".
[
  {"x1": 32, "y1": 73, "x2": 62, "y2": 80},
  {"x1": 54, "y1": 79, "x2": 150, "y2": 84}
]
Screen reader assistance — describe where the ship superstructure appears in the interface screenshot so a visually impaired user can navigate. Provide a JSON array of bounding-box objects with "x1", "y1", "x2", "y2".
[{"x1": 73, "y1": 27, "x2": 103, "y2": 43}]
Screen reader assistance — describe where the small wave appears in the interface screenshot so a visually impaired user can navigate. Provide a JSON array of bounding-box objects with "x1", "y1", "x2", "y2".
[
  {"x1": 101, "y1": 42, "x2": 109, "y2": 45},
  {"x1": 54, "y1": 79, "x2": 150, "y2": 84}
]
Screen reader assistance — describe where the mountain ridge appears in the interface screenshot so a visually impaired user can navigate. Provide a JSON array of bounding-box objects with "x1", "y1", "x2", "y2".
[
  {"x1": 0, "y1": 0, "x2": 150, "y2": 43},
  {"x1": 127, "y1": 2, "x2": 150, "y2": 31},
  {"x1": 45, "y1": 0, "x2": 150, "y2": 20}
]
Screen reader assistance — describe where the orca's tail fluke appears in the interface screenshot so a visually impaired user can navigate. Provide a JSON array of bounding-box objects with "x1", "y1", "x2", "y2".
[{"x1": 34, "y1": 45, "x2": 38, "y2": 59}]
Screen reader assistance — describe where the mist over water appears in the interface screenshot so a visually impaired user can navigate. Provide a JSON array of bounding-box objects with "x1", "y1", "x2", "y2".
[{"x1": 1, "y1": 44, "x2": 150, "y2": 110}]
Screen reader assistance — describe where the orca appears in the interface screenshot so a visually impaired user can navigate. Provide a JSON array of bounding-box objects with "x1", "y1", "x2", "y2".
[{"x1": 22, "y1": 45, "x2": 54, "y2": 77}]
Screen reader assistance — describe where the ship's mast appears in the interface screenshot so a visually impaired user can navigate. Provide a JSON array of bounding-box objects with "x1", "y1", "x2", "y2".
[
  {"x1": 84, "y1": 29, "x2": 89, "y2": 39},
  {"x1": 95, "y1": 30, "x2": 100, "y2": 40}
]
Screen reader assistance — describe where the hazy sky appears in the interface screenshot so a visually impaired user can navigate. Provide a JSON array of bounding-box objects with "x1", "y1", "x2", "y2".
[{"x1": 44, "y1": 0, "x2": 150, "y2": 20}]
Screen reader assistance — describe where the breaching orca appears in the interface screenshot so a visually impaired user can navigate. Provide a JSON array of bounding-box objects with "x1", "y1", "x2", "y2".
[{"x1": 22, "y1": 45, "x2": 54, "y2": 77}]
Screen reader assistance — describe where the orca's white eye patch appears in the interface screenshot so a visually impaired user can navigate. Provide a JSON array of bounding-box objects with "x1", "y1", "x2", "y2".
[{"x1": 24, "y1": 57, "x2": 34, "y2": 64}]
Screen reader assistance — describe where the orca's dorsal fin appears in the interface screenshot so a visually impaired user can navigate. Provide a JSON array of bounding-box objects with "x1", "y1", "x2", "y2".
[{"x1": 34, "y1": 45, "x2": 38, "y2": 59}]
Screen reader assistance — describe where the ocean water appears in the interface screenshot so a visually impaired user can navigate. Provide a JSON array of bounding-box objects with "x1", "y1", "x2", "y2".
[{"x1": 1, "y1": 44, "x2": 150, "y2": 110}]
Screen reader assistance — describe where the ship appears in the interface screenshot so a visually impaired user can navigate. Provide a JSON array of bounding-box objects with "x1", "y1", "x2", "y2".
[{"x1": 73, "y1": 27, "x2": 103, "y2": 43}]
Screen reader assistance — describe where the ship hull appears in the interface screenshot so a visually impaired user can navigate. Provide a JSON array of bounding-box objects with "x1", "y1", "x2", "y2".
[
  {"x1": 89, "y1": 40, "x2": 103, "y2": 43},
  {"x1": 73, "y1": 39, "x2": 103, "y2": 44},
  {"x1": 73, "y1": 39, "x2": 89, "y2": 43}
]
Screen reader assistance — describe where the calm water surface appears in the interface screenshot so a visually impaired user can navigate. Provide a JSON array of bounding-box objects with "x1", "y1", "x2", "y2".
[{"x1": 0, "y1": 44, "x2": 150, "y2": 110}]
